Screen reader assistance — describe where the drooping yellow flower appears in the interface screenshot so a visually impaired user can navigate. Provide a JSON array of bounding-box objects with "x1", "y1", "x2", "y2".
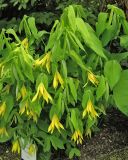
[
  {"x1": 21, "y1": 38, "x2": 28, "y2": 49},
  {"x1": 48, "y1": 114, "x2": 64, "y2": 133},
  {"x1": 83, "y1": 100, "x2": 99, "y2": 119},
  {"x1": 27, "y1": 110, "x2": 38, "y2": 123},
  {"x1": 28, "y1": 144, "x2": 36, "y2": 155},
  {"x1": 19, "y1": 100, "x2": 29, "y2": 115},
  {"x1": 71, "y1": 130, "x2": 83, "y2": 144},
  {"x1": 32, "y1": 83, "x2": 53, "y2": 103},
  {"x1": 34, "y1": 52, "x2": 51, "y2": 73},
  {"x1": 17, "y1": 85, "x2": 27, "y2": 101},
  {"x1": 0, "y1": 127, "x2": 8, "y2": 136},
  {"x1": 87, "y1": 71, "x2": 99, "y2": 86},
  {"x1": 12, "y1": 139, "x2": 21, "y2": 154},
  {"x1": 0, "y1": 102, "x2": 6, "y2": 117},
  {"x1": 53, "y1": 71, "x2": 64, "y2": 89}
]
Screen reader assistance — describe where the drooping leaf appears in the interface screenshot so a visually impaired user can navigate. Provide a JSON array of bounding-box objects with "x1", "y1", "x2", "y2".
[{"x1": 104, "y1": 60, "x2": 122, "y2": 90}]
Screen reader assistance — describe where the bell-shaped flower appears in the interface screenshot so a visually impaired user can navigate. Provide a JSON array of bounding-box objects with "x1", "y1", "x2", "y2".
[
  {"x1": 0, "y1": 102, "x2": 6, "y2": 117},
  {"x1": 71, "y1": 130, "x2": 83, "y2": 144},
  {"x1": 34, "y1": 52, "x2": 51, "y2": 73},
  {"x1": 32, "y1": 83, "x2": 53, "y2": 103},
  {"x1": 88, "y1": 71, "x2": 99, "y2": 86},
  {"x1": 12, "y1": 139, "x2": 21, "y2": 154},
  {"x1": 48, "y1": 114, "x2": 64, "y2": 133},
  {"x1": 53, "y1": 71, "x2": 64, "y2": 89},
  {"x1": 0, "y1": 127, "x2": 8, "y2": 136},
  {"x1": 83, "y1": 100, "x2": 99, "y2": 119}
]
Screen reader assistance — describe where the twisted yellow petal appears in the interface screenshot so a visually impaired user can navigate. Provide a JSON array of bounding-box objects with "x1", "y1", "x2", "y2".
[
  {"x1": 83, "y1": 100, "x2": 99, "y2": 119},
  {"x1": 28, "y1": 144, "x2": 36, "y2": 155},
  {"x1": 0, "y1": 127, "x2": 8, "y2": 136},
  {"x1": 48, "y1": 114, "x2": 64, "y2": 133},
  {"x1": 32, "y1": 83, "x2": 52, "y2": 103},
  {"x1": 12, "y1": 139, "x2": 21, "y2": 154},
  {"x1": 88, "y1": 71, "x2": 99, "y2": 86},
  {"x1": 0, "y1": 102, "x2": 6, "y2": 117},
  {"x1": 71, "y1": 130, "x2": 83, "y2": 144},
  {"x1": 53, "y1": 71, "x2": 64, "y2": 89}
]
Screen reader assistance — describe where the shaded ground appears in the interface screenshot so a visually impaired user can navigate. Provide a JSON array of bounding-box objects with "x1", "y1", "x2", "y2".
[
  {"x1": 0, "y1": 108, "x2": 128, "y2": 160},
  {"x1": 80, "y1": 108, "x2": 128, "y2": 160}
]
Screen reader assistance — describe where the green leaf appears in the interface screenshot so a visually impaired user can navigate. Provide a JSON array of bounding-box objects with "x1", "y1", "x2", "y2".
[
  {"x1": 113, "y1": 70, "x2": 128, "y2": 116},
  {"x1": 122, "y1": 19, "x2": 128, "y2": 35},
  {"x1": 50, "y1": 136, "x2": 64, "y2": 150},
  {"x1": 107, "y1": 4, "x2": 125, "y2": 18},
  {"x1": 82, "y1": 89, "x2": 91, "y2": 108},
  {"x1": 70, "y1": 109, "x2": 79, "y2": 130},
  {"x1": 120, "y1": 35, "x2": 128, "y2": 48},
  {"x1": 76, "y1": 17, "x2": 107, "y2": 59},
  {"x1": 104, "y1": 60, "x2": 122, "y2": 90},
  {"x1": 69, "y1": 31, "x2": 85, "y2": 51},
  {"x1": 28, "y1": 17, "x2": 38, "y2": 39},
  {"x1": 69, "y1": 50, "x2": 86, "y2": 70},
  {"x1": 68, "y1": 78, "x2": 77, "y2": 102},
  {"x1": 101, "y1": 14, "x2": 120, "y2": 46},
  {"x1": 96, "y1": 12, "x2": 108, "y2": 37},
  {"x1": 69, "y1": 148, "x2": 81, "y2": 159},
  {"x1": 96, "y1": 76, "x2": 106, "y2": 100},
  {"x1": 43, "y1": 137, "x2": 51, "y2": 152},
  {"x1": 68, "y1": 5, "x2": 76, "y2": 31},
  {"x1": 110, "y1": 52, "x2": 128, "y2": 62}
]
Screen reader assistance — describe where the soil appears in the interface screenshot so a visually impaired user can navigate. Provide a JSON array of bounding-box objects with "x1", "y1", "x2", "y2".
[
  {"x1": 0, "y1": 108, "x2": 128, "y2": 160},
  {"x1": 80, "y1": 108, "x2": 128, "y2": 160}
]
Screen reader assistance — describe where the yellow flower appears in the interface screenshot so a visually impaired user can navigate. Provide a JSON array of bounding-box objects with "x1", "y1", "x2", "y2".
[
  {"x1": 17, "y1": 85, "x2": 27, "y2": 101},
  {"x1": 34, "y1": 52, "x2": 51, "y2": 73},
  {"x1": 83, "y1": 100, "x2": 99, "y2": 119},
  {"x1": 53, "y1": 71, "x2": 64, "y2": 89},
  {"x1": 32, "y1": 83, "x2": 53, "y2": 103},
  {"x1": 12, "y1": 139, "x2": 21, "y2": 154},
  {"x1": 0, "y1": 102, "x2": 6, "y2": 117},
  {"x1": 48, "y1": 114, "x2": 64, "y2": 133},
  {"x1": 21, "y1": 38, "x2": 28, "y2": 49},
  {"x1": 87, "y1": 71, "x2": 99, "y2": 86},
  {"x1": 28, "y1": 144, "x2": 36, "y2": 155},
  {"x1": 27, "y1": 110, "x2": 38, "y2": 123},
  {"x1": 19, "y1": 100, "x2": 29, "y2": 115},
  {"x1": 71, "y1": 130, "x2": 83, "y2": 144},
  {"x1": 0, "y1": 127, "x2": 8, "y2": 136}
]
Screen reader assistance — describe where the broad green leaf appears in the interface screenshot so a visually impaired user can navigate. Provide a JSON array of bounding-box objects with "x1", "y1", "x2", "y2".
[
  {"x1": 69, "y1": 31, "x2": 85, "y2": 51},
  {"x1": 101, "y1": 13, "x2": 120, "y2": 46},
  {"x1": 120, "y1": 35, "x2": 128, "y2": 48},
  {"x1": 110, "y1": 52, "x2": 128, "y2": 62},
  {"x1": 71, "y1": 109, "x2": 79, "y2": 130},
  {"x1": 122, "y1": 19, "x2": 128, "y2": 35},
  {"x1": 68, "y1": 78, "x2": 77, "y2": 102},
  {"x1": 28, "y1": 17, "x2": 38, "y2": 39},
  {"x1": 96, "y1": 12, "x2": 108, "y2": 37},
  {"x1": 43, "y1": 137, "x2": 51, "y2": 152},
  {"x1": 104, "y1": 60, "x2": 122, "y2": 90},
  {"x1": 6, "y1": 29, "x2": 21, "y2": 43},
  {"x1": 76, "y1": 18, "x2": 107, "y2": 59},
  {"x1": 69, "y1": 50, "x2": 86, "y2": 70},
  {"x1": 113, "y1": 70, "x2": 128, "y2": 116},
  {"x1": 50, "y1": 136, "x2": 64, "y2": 150},
  {"x1": 68, "y1": 5, "x2": 76, "y2": 31},
  {"x1": 107, "y1": 4, "x2": 125, "y2": 18},
  {"x1": 69, "y1": 148, "x2": 81, "y2": 159},
  {"x1": 96, "y1": 75, "x2": 106, "y2": 100},
  {"x1": 82, "y1": 89, "x2": 91, "y2": 108}
]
